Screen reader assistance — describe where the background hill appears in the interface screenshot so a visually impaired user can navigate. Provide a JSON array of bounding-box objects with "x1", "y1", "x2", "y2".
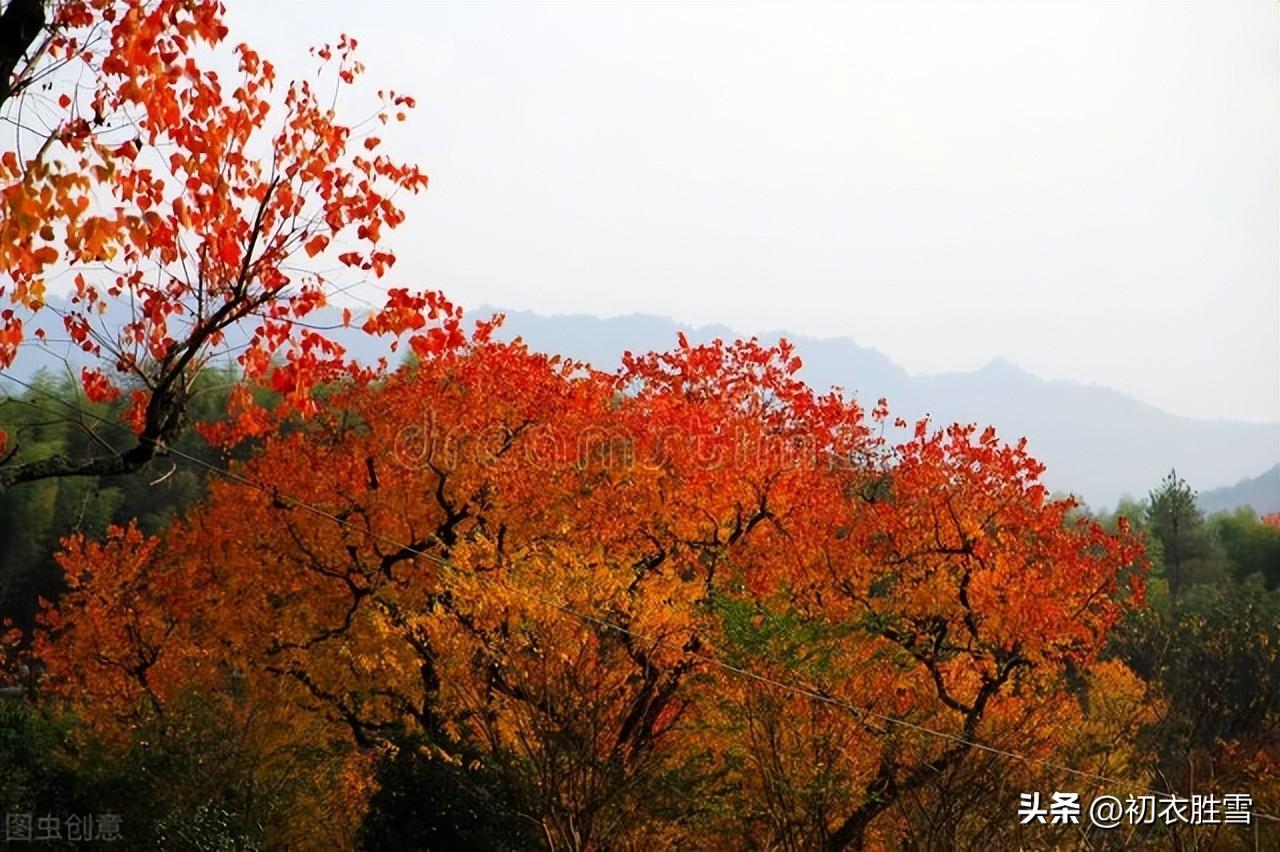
[{"x1": 1197, "y1": 465, "x2": 1280, "y2": 516}]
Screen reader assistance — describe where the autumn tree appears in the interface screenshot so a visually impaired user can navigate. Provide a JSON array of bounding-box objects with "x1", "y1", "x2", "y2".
[
  {"x1": 698, "y1": 412, "x2": 1145, "y2": 849},
  {"x1": 20, "y1": 327, "x2": 1156, "y2": 848},
  {"x1": 0, "y1": 0, "x2": 435, "y2": 491}
]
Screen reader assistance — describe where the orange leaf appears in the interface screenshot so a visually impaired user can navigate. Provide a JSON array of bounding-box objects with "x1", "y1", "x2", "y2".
[{"x1": 304, "y1": 234, "x2": 330, "y2": 257}]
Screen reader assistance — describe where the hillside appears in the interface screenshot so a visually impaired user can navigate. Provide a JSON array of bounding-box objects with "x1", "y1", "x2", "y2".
[{"x1": 1198, "y1": 465, "x2": 1280, "y2": 516}]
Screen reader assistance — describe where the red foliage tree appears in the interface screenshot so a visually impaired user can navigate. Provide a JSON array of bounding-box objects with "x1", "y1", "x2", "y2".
[
  {"x1": 30, "y1": 328, "x2": 1146, "y2": 847},
  {"x1": 1, "y1": 0, "x2": 437, "y2": 488}
]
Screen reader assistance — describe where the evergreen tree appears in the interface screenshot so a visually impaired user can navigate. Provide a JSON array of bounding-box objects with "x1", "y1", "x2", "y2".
[{"x1": 1145, "y1": 470, "x2": 1220, "y2": 596}]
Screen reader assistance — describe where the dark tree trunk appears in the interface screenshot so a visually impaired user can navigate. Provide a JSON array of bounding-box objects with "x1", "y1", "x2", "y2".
[{"x1": 0, "y1": 0, "x2": 45, "y2": 110}]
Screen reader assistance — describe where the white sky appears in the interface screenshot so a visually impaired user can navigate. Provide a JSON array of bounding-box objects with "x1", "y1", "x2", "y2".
[{"x1": 226, "y1": 1, "x2": 1279, "y2": 423}]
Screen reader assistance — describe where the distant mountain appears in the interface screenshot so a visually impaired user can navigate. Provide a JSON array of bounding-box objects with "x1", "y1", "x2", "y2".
[
  {"x1": 1197, "y1": 465, "x2": 1280, "y2": 516},
  {"x1": 481, "y1": 309, "x2": 1278, "y2": 511},
  {"x1": 6, "y1": 301, "x2": 1277, "y2": 511}
]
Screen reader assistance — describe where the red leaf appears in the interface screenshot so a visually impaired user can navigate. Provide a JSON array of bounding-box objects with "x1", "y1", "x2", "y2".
[
  {"x1": 304, "y1": 234, "x2": 330, "y2": 258},
  {"x1": 81, "y1": 368, "x2": 121, "y2": 403}
]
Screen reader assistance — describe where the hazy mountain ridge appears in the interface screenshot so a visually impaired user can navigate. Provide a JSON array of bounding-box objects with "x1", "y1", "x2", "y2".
[
  {"x1": 7, "y1": 301, "x2": 1276, "y2": 512},
  {"x1": 1196, "y1": 465, "x2": 1280, "y2": 517}
]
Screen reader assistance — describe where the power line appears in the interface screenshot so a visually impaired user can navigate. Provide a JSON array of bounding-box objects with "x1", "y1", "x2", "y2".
[{"x1": 1, "y1": 369, "x2": 1276, "y2": 825}]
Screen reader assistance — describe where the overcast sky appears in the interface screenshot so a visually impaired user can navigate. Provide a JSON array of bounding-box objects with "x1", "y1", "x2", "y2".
[{"x1": 226, "y1": 1, "x2": 1278, "y2": 423}]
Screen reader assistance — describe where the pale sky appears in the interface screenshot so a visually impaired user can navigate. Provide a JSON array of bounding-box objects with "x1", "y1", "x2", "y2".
[{"x1": 226, "y1": 1, "x2": 1279, "y2": 423}]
